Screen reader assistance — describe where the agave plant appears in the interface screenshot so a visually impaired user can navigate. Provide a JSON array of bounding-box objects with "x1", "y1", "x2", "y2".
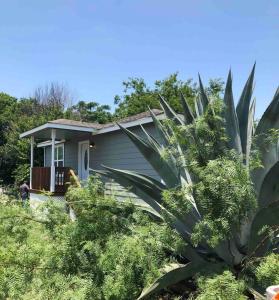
[{"x1": 95, "y1": 65, "x2": 279, "y2": 299}]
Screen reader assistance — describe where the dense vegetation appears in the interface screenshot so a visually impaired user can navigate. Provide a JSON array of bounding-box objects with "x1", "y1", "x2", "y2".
[
  {"x1": 0, "y1": 67, "x2": 278, "y2": 299},
  {"x1": 0, "y1": 179, "x2": 181, "y2": 299},
  {"x1": 0, "y1": 178, "x2": 278, "y2": 299},
  {"x1": 96, "y1": 65, "x2": 279, "y2": 299}
]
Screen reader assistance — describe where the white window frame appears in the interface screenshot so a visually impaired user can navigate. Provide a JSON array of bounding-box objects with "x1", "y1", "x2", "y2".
[{"x1": 54, "y1": 144, "x2": 64, "y2": 167}]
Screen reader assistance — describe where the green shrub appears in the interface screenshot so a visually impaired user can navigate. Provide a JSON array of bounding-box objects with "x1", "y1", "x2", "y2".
[
  {"x1": 100, "y1": 234, "x2": 162, "y2": 299},
  {"x1": 22, "y1": 273, "x2": 95, "y2": 300},
  {"x1": 0, "y1": 178, "x2": 177, "y2": 299},
  {"x1": 192, "y1": 155, "x2": 257, "y2": 247},
  {"x1": 195, "y1": 271, "x2": 247, "y2": 300},
  {"x1": 255, "y1": 253, "x2": 279, "y2": 289}
]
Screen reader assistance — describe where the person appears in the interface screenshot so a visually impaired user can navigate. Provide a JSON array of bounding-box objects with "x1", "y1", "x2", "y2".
[{"x1": 19, "y1": 181, "x2": 29, "y2": 207}]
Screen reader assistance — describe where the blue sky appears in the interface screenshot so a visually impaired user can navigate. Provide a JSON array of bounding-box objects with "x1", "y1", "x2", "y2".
[{"x1": 0, "y1": 0, "x2": 278, "y2": 117}]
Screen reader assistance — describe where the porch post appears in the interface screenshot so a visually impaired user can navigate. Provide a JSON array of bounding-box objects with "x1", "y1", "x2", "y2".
[
  {"x1": 30, "y1": 136, "x2": 34, "y2": 189},
  {"x1": 50, "y1": 129, "x2": 56, "y2": 192}
]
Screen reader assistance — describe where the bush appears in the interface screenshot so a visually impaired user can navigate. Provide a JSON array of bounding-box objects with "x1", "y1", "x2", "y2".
[
  {"x1": 192, "y1": 155, "x2": 257, "y2": 247},
  {"x1": 195, "y1": 271, "x2": 247, "y2": 300},
  {"x1": 0, "y1": 177, "x2": 178, "y2": 299},
  {"x1": 255, "y1": 253, "x2": 279, "y2": 289},
  {"x1": 100, "y1": 234, "x2": 162, "y2": 299}
]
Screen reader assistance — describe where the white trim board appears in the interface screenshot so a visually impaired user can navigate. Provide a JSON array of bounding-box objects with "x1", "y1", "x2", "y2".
[
  {"x1": 93, "y1": 114, "x2": 165, "y2": 136},
  {"x1": 20, "y1": 123, "x2": 96, "y2": 138},
  {"x1": 37, "y1": 139, "x2": 65, "y2": 148}
]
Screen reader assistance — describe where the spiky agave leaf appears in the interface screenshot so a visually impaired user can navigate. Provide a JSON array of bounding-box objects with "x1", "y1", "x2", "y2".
[
  {"x1": 257, "y1": 161, "x2": 279, "y2": 207},
  {"x1": 158, "y1": 95, "x2": 184, "y2": 125},
  {"x1": 149, "y1": 108, "x2": 170, "y2": 145},
  {"x1": 180, "y1": 92, "x2": 195, "y2": 125},
  {"x1": 196, "y1": 96, "x2": 204, "y2": 116},
  {"x1": 246, "y1": 98, "x2": 256, "y2": 165},
  {"x1": 102, "y1": 166, "x2": 165, "y2": 201},
  {"x1": 140, "y1": 125, "x2": 163, "y2": 152},
  {"x1": 251, "y1": 88, "x2": 279, "y2": 200},
  {"x1": 137, "y1": 261, "x2": 207, "y2": 300},
  {"x1": 248, "y1": 200, "x2": 279, "y2": 257},
  {"x1": 256, "y1": 87, "x2": 279, "y2": 134},
  {"x1": 198, "y1": 74, "x2": 210, "y2": 108},
  {"x1": 194, "y1": 98, "x2": 201, "y2": 117},
  {"x1": 223, "y1": 70, "x2": 242, "y2": 154},
  {"x1": 236, "y1": 63, "x2": 256, "y2": 157},
  {"x1": 98, "y1": 166, "x2": 202, "y2": 237},
  {"x1": 117, "y1": 124, "x2": 180, "y2": 188}
]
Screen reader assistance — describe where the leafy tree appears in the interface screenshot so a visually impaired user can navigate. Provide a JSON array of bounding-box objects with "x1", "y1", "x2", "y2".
[
  {"x1": 65, "y1": 101, "x2": 112, "y2": 124},
  {"x1": 114, "y1": 73, "x2": 223, "y2": 118},
  {"x1": 0, "y1": 93, "x2": 17, "y2": 146},
  {"x1": 0, "y1": 94, "x2": 65, "y2": 185}
]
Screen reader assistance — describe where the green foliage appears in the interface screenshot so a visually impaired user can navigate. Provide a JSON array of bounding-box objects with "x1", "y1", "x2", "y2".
[
  {"x1": 65, "y1": 101, "x2": 112, "y2": 124},
  {"x1": 22, "y1": 274, "x2": 94, "y2": 300},
  {"x1": 0, "y1": 95, "x2": 62, "y2": 184},
  {"x1": 0, "y1": 176, "x2": 178, "y2": 299},
  {"x1": 192, "y1": 155, "x2": 257, "y2": 247},
  {"x1": 100, "y1": 231, "x2": 163, "y2": 299},
  {"x1": 174, "y1": 99, "x2": 227, "y2": 169},
  {"x1": 255, "y1": 253, "x2": 279, "y2": 288},
  {"x1": 195, "y1": 271, "x2": 247, "y2": 300},
  {"x1": 114, "y1": 73, "x2": 223, "y2": 118},
  {"x1": 98, "y1": 65, "x2": 279, "y2": 298}
]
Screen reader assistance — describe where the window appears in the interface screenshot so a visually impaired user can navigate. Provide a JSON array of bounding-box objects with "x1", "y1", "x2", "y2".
[{"x1": 54, "y1": 144, "x2": 64, "y2": 167}]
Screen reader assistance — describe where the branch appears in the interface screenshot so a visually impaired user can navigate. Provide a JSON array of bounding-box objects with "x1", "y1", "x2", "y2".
[{"x1": 0, "y1": 215, "x2": 47, "y2": 224}]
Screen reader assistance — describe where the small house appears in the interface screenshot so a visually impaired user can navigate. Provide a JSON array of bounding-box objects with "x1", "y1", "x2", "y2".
[{"x1": 20, "y1": 110, "x2": 164, "y2": 205}]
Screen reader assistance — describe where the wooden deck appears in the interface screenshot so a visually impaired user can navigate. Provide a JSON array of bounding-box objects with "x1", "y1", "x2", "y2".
[{"x1": 31, "y1": 167, "x2": 71, "y2": 195}]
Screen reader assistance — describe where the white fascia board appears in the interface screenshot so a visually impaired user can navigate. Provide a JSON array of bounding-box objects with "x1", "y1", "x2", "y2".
[
  {"x1": 20, "y1": 123, "x2": 49, "y2": 138},
  {"x1": 37, "y1": 139, "x2": 65, "y2": 148},
  {"x1": 20, "y1": 123, "x2": 95, "y2": 138},
  {"x1": 93, "y1": 114, "x2": 165, "y2": 136}
]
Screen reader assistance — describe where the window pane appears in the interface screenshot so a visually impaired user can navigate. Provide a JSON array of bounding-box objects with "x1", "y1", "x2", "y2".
[
  {"x1": 58, "y1": 160, "x2": 64, "y2": 167},
  {"x1": 55, "y1": 147, "x2": 58, "y2": 160},
  {"x1": 84, "y1": 149, "x2": 88, "y2": 170},
  {"x1": 57, "y1": 146, "x2": 63, "y2": 160}
]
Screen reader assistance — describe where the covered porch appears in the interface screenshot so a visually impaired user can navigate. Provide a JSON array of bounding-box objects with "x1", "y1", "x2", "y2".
[{"x1": 20, "y1": 119, "x2": 98, "y2": 195}]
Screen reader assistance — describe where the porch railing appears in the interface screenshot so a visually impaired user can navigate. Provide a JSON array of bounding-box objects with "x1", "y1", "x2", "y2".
[
  {"x1": 31, "y1": 167, "x2": 71, "y2": 194},
  {"x1": 55, "y1": 167, "x2": 71, "y2": 194},
  {"x1": 32, "y1": 167, "x2": 51, "y2": 191}
]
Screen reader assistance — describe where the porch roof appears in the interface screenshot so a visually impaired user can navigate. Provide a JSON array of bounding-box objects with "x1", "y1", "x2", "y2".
[{"x1": 19, "y1": 120, "x2": 97, "y2": 140}]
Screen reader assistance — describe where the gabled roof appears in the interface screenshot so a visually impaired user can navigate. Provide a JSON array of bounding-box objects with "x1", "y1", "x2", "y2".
[
  {"x1": 48, "y1": 119, "x2": 102, "y2": 129},
  {"x1": 20, "y1": 109, "x2": 164, "y2": 139},
  {"x1": 48, "y1": 109, "x2": 163, "y2": 130},
  {"x1": 101, "y1": 109, "x2": 162, "y2": 128}
]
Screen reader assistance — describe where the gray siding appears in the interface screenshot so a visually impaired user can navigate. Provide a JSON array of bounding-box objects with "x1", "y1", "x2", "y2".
[
  {"x1": 43, "y1": 123, "x2": 161, "y2": 205},
  {"x1": 90, "y1": 124, "x2": 161, "y2": 204},
  {"x1": 89, "y1": 124, "x2": 160, "y2": 180},
  {"x1": 65, "y1": 142, "x2": 78, "y2": 173}
]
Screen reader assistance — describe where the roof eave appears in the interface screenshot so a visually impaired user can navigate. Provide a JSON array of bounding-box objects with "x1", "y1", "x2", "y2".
[
  {"x1": 19, "y1": 122, "x2": 96, "y2": 138},
  {"x1": 94, "y1": 113, "x2": 165, "y2": 135}
]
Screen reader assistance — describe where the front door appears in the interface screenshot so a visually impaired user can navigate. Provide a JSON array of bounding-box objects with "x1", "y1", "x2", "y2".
[{"x1": 78, "y1": 140, "x2": 90, "y2": 181}]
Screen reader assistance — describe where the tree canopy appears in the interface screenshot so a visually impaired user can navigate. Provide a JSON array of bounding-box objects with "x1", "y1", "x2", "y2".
[{"x1": 114, "y1": 73, "x2": 223, "y2": 118}]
